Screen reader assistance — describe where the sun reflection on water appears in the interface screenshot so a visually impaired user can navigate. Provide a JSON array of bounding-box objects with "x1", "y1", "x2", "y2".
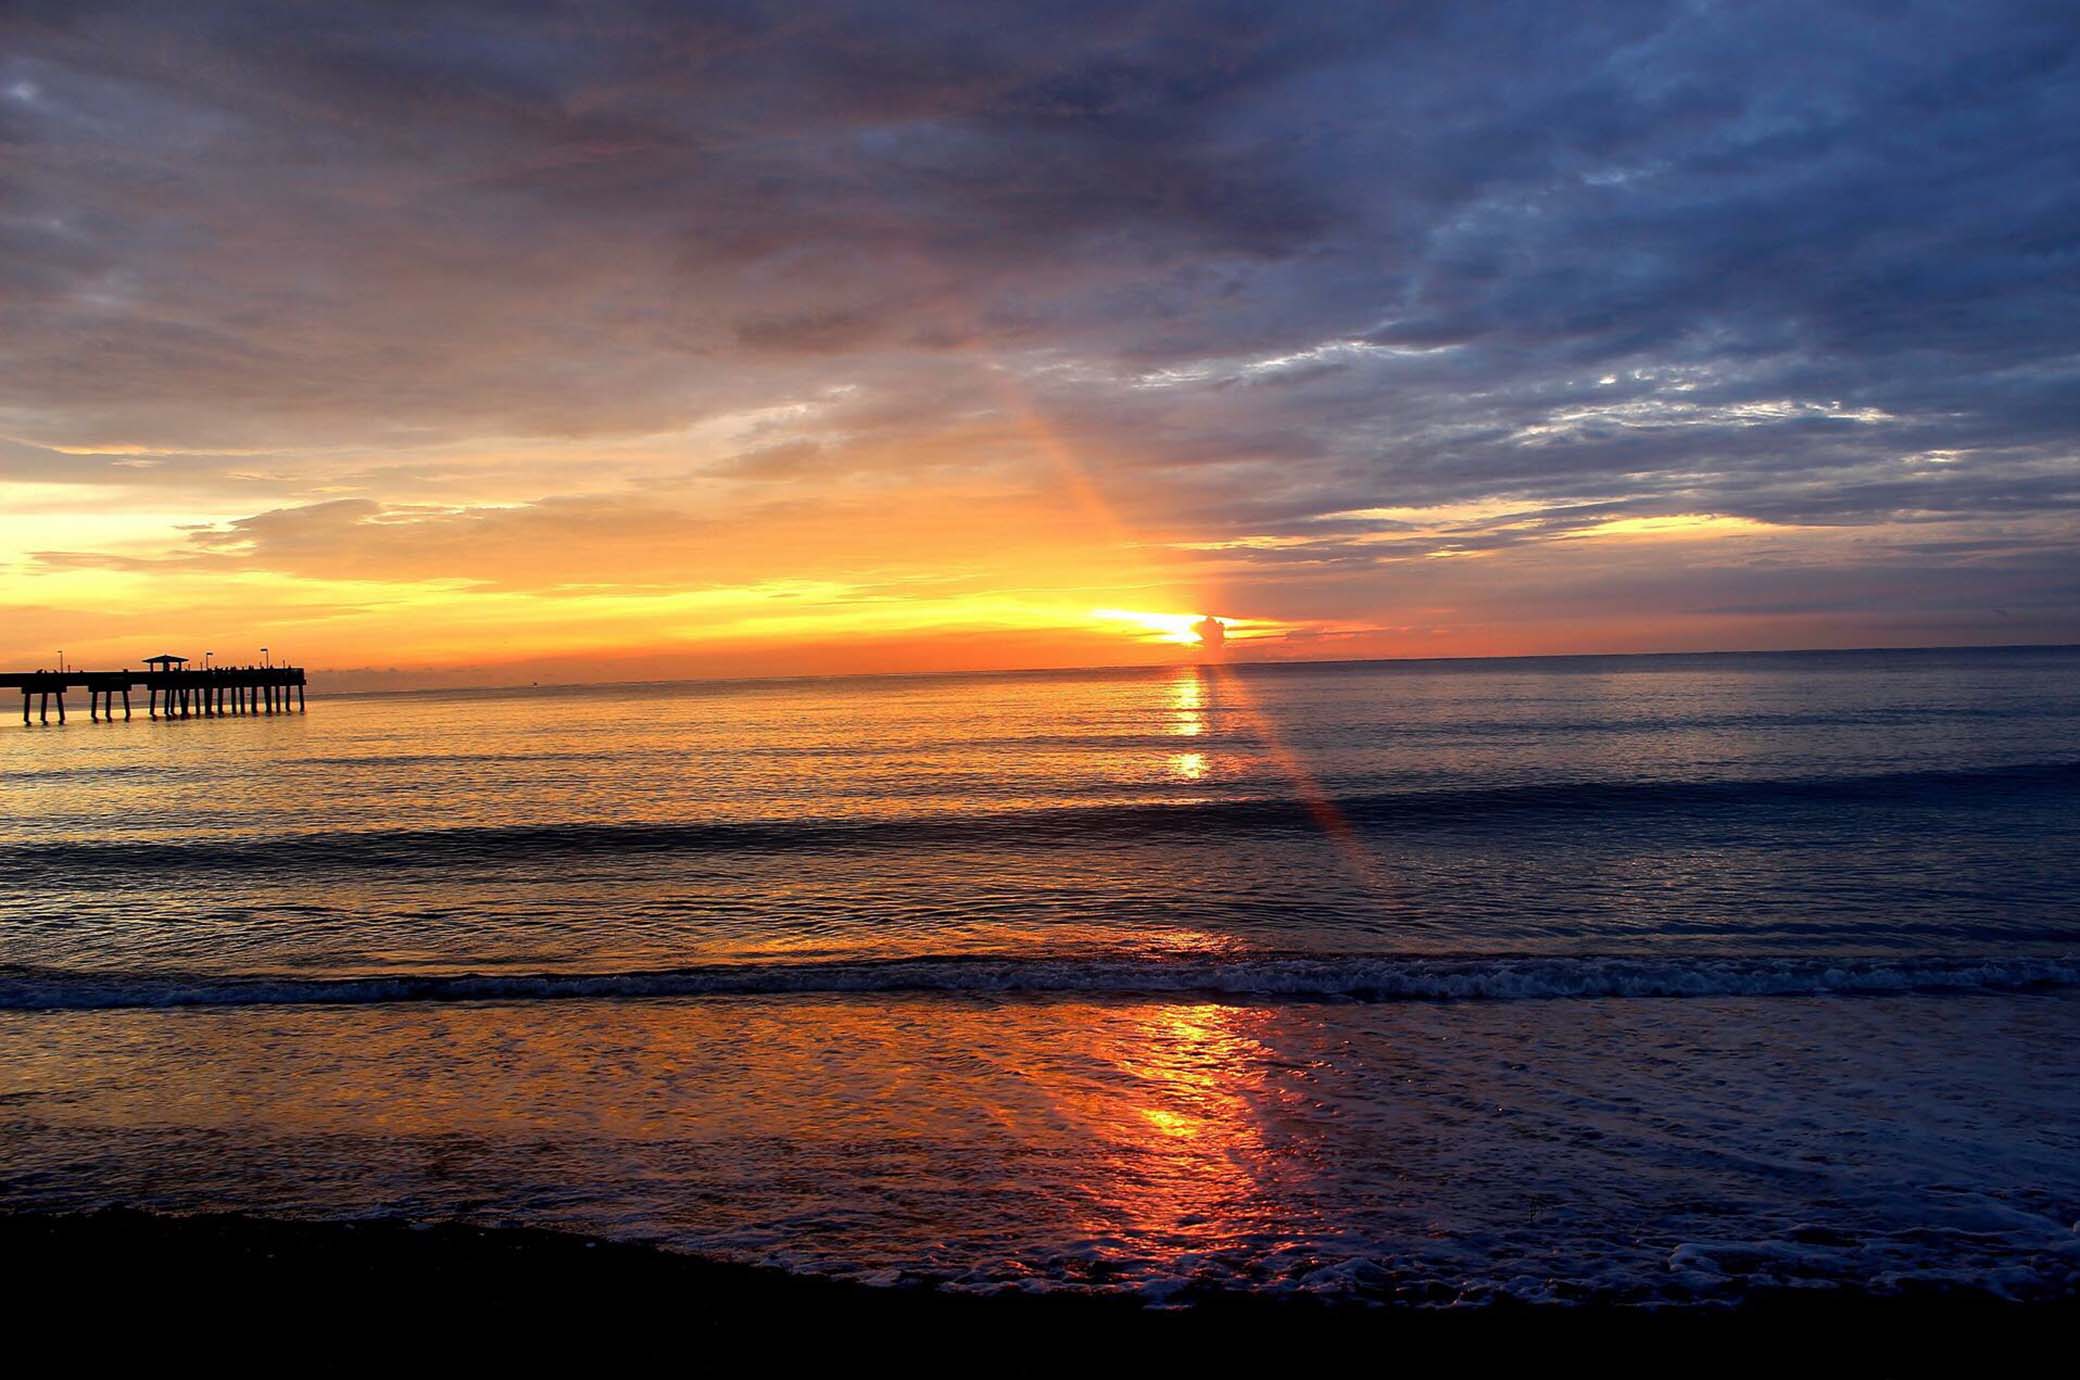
[
  {"x1": 1166, "y1": 667, "x2": 1216, "y2": 781},
  {"x1": 1049, "y1": 1000, "x2": 1314, "y2": 1267},
  {"x1": 1168, "y1": 668, "x2": 1209, "y2": 736}
]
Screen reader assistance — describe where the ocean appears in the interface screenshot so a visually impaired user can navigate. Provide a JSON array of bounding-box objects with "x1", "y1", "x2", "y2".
[{"x1": 4, "y1": 646, "x2": 2078, "y2": 1304}]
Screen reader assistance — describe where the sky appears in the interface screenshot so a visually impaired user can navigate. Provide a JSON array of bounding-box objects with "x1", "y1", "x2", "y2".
[{"x1": 3, "y1": 0, "x2": 2077, "y2": 687}]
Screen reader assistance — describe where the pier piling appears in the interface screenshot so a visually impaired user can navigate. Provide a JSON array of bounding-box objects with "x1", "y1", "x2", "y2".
[{"x1": 6, "y1": 660, "x2": 308, "y2": 728}]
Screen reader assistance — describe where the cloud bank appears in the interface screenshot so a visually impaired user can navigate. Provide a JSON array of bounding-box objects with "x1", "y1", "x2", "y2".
[{"x1": 3, "y1": 1, "x2": 2076, "y2": 676}]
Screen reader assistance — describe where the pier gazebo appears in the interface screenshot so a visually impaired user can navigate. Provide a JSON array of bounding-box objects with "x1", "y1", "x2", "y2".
[{"x1": 144, "y1": 654, "x2": 188, "y2": 717}]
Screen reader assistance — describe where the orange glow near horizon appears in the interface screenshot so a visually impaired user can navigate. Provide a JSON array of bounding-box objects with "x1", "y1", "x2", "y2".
[
  {"x1": 2, "y1": 446, "x2": 2010, "y2": 689},
  {"x1": 0, "y1": 321, "x2": 1982, "y2": 682}
]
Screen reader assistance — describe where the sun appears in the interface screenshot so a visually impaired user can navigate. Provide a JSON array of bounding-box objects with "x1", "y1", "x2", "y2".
[{"x1": 1090, "y1": 609, "x2": 1229, "y2": 648}]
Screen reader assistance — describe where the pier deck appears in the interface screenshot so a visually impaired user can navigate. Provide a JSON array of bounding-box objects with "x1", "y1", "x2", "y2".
[{"x1": 2, "y1": 666, "x2": 306, "y2": 722}]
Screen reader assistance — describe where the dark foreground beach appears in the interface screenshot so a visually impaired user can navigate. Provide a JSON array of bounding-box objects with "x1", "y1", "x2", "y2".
[{"x1": 8, "y1": 1209, "x2": 2073, "y2": 1355}]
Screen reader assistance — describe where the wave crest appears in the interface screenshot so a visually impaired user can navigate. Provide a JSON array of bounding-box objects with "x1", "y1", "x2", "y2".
[
  {"x1": 2, "y1": 952, "x2": 2075, "y2": 1012},
  {"x1": 7, "y1": 761, "x2": 2077, "y2": 875}
]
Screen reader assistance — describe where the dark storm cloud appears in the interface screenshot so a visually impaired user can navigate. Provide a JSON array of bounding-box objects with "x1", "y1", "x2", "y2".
[{"x1": 1, "y1": 0, "x2": 2076, "y2": 618}]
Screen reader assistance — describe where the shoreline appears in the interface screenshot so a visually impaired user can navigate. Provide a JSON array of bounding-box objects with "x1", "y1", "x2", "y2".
[{"x1": 7, "y1": 1209, "x2": 2074, "y2": 1345}]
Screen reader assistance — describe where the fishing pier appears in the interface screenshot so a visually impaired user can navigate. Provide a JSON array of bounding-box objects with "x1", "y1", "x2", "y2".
[{"x1": 3, "y1": 655, "x2": 306, "y2": 724}]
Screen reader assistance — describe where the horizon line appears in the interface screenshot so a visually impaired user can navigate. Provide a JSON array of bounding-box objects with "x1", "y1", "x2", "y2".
[{"x1": 306, "y1": 639, "x2": 2080, "y2": 700}]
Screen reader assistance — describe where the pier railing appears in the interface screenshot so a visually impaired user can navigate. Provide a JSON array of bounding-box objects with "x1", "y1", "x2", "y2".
[{"x1": 2, "y1": 667, "x2": 307, "y2": 723}]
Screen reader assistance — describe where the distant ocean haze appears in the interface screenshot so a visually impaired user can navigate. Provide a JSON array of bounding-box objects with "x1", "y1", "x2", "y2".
[{"x1": 4, "y1": 646, "x2": 2078, "y2": 1303}]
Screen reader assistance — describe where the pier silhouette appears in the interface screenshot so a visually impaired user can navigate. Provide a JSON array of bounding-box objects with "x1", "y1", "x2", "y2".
[{"x1": 2, "y1": 656, "x2": 306, "y2": 723}]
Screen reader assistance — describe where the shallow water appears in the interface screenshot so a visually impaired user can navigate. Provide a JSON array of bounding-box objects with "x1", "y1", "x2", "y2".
[{"x1": 4, "y1": 647, "x2": 2078, "y2": 1302}]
